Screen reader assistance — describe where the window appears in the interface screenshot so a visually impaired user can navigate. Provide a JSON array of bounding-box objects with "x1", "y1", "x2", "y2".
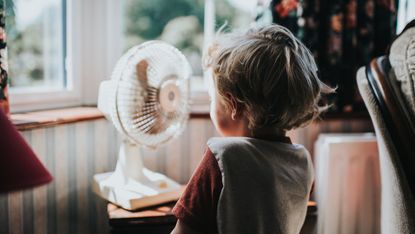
[
  {"x1": 397, "y1": 0, "x2": 415, "y2": 33},
  {"x1": 7, "y1": 0, "x2": 84, "y2": 112},
  {"x1": 7, "y1": 0, "x2": 255, "y2": 112},
  {"x1": 7, "y1": 0, "x2": 66, "y2": 90},
  {"x1": 122, "y1": 0, "x2": 253, "y2": 93},
  {"x1": 214, "y1": 0, "x2": 254, "y2": 30}
]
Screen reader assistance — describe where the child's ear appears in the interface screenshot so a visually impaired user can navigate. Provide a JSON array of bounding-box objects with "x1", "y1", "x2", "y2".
[{"x1": 225, "y1": 93, "x2": 240, "y2": 120}]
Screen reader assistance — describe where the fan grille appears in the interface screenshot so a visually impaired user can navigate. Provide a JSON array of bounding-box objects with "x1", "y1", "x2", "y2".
[{"x1": 111, "y1": 41, "x2": 191, "y2": 147}]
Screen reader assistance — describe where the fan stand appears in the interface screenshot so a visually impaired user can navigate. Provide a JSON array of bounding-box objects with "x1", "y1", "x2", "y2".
[{"x1": 93, "y1": 140, "x2": 184, "y2": 210}]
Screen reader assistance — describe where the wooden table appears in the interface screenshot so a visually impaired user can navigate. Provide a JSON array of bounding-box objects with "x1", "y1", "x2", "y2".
[
  {"x1": 108, "y1": 201, "x2": 317, "y2": 234},
  {"x1": 108, "y1": 202, "x2": 177, "y2": 234}
]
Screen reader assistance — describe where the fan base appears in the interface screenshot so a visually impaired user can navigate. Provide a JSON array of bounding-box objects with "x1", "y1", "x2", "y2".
[{"x1": 93, "y1": 171, "x2": 185, "y2": 211}]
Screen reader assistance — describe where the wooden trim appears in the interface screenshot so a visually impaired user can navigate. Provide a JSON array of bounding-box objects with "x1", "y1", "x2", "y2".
[
  {"x1": 190, "y1": 112, "x2": 210, "y2": 119},
  {"x1": 12, "y1": 107, "x2": 104, "y2": 131},
  {"x1": 190, "y1": 110, "x2": 371, "y2": 120},
  {"x1": 12, "y1": 105, "x2": 370, "y2": 131},
  {"x1": 107, "y1": 201, "x2": 317, "y2": 226},
  {"x1": 319, "y1": 111, "x2": 370, "y2": 120},
  {"x1": 12, "y1": 106, "x2": 212, "y2": 131}
]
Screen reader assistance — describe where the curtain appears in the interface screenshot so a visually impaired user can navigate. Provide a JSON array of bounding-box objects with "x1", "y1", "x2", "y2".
[
  {"x1": 0, "y1": 0, "x2": 9, "y2": 115},
  {"x1": 271, "y1": 0, "x2": 398, "y2": 113}
]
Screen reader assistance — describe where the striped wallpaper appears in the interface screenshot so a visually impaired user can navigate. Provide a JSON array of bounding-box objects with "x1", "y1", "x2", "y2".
[{"x1": 0, "y1": 117, "x2": 373, "y2": 234}]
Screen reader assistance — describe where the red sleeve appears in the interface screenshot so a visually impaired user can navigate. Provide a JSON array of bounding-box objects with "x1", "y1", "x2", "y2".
[{"x1": 172, "y1": 147, "x2": 222, "y2": 234}]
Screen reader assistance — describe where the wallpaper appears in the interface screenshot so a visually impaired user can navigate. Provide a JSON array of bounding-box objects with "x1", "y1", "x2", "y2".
[{"x1": 0, "y1": 117, "x2": 372, "y2": 234}]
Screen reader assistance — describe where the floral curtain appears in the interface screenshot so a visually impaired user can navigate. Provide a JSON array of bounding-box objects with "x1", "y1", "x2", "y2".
[
  {"x1": 0, "y1": 0, "x2": 8, "y2": 115},
  {"x1": 271, "y1": 0, "x2": 398, "y2": 113}
]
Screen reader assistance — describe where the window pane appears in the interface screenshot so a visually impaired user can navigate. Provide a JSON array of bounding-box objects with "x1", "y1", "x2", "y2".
[
  {"x1": 123, "y1": 0, "x2": 205, "y2": 77},
  {"x1": 215, "y1": 0, "x2": 254, "y2": 31},
  {"x1": 122, "y1": 0, "x2": 254, "y2": 92},
  {"x1": 397, "y1": 0, "x2": 415, "y2": 33},
  {"x1": 7, "y1": 0, "x2": 65, "y2": 89}
]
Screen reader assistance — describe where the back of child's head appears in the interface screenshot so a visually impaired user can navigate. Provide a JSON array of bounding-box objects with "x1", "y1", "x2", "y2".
[{"x1": 205, "y1": 24, "x2": 334, "y2": 132}]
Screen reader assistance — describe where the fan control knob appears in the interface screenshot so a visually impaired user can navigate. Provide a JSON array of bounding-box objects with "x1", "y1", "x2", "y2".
[{"x1": 159, "y1": 79, "x2": 181, "y2": 113}]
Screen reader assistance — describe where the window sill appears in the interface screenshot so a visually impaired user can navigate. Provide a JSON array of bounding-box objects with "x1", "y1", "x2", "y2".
[
  {"x1": 12, "y1": 106, "x2": 105, "y2": 131},
  {"x1": 11, "y1": 105, "x2": 371, "y2": 131},
  {"x1": 12, "y1": 105, "x2": 212, "y2": 131},
  {"x1": 189, "y1": 103, "x2": 210, "y2": 119}
]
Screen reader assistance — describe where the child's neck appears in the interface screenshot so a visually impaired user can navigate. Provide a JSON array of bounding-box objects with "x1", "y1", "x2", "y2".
[{"x1": 251, "y1": 128, "x2": 286, "y2": 139}]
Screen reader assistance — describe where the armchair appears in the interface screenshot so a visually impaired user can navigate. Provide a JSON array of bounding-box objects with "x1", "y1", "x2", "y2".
[{"x1": 356, "y1": 22, "x2": 415, "y2": 233}]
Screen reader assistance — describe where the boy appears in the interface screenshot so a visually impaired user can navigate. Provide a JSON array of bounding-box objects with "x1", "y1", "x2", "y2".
[{"x1": 171, "y1": 24, "x2": 333, "y2": 234}]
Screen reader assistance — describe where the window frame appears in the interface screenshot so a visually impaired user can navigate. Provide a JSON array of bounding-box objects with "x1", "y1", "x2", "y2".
[
  {"x1": 397, "y1": 0, "x2": 415, "y2": 33},
  {"x1": 120, "y1": 0, "x2": 216, "y2": 112},
  {"x1": 9, "y1": 0, "x2": 82, "y2": 113},
  {"x1": 190, "y1": 0, "x2": 215, "y2": 112},
  {"x1": 10, "y1": 0, "x2": 214, "y2": 113}
]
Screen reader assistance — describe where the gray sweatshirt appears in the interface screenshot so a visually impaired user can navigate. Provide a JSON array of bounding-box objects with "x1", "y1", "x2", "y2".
[{"x1": 207, "y1": 137, "x2": 314, "y2": 234}]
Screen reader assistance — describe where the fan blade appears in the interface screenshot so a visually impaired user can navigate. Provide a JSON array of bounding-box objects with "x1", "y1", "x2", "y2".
[
  {"x1": 146, "y1": 88, "x2": 158, "y2": 103},
  {"x1": 138, "y1": 102, "x2": 157, "y2": 113},
  {"x1": 133, "y1": 114, "x2": 158, "y2": 131},
  {"x1": 136, "y1": 60, "x2": 149, "y2": 100},
  {"x1": 147, "y1": 113, "x2": 167, "y2": 134},
  {"x1": 140, "y1": 113, "x2": 165, "y2": 134},
  {"x1": 134, "y1": 111, "x2": 157, "y2": 125}
]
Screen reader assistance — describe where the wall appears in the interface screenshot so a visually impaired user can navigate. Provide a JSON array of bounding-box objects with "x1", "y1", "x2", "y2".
[{"x1": 0, "y1": 117, "x2": 373, "y2": 234}]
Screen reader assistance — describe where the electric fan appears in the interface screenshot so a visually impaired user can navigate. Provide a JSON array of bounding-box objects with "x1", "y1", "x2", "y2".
[{"x1": 93, "y1": 41, "x2": 191, "y2": 210}]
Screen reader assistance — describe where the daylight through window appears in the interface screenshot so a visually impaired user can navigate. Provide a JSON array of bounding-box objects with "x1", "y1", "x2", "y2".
[
  {"x1": 122, "y1": 0, "x2": 252, "y2": 91},
  {"x1": 7, "y1": 0, "x2": 66, "y2": 91}
]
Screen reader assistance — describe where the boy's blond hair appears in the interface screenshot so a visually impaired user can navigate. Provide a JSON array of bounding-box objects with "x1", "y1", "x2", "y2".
[{"x1": 205, "y1": 24, "x2": 334, "y2": 131}]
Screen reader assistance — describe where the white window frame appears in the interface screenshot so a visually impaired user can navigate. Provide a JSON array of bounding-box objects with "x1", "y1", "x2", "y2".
[
  {"x1": 10, "y1": 0, "x2": 215, "y2": 113},
  {"x1": 10, "y1": 0, "x2": 81, "y2": 113},
  {"x1": 10, "y1": 0, "x2": 123, "y2": 113},
  {"x1": 190, "y1": 0, "x2": 215, "y2": 112},
  {"x1": 76, "y1": 0, "x2": 123, "y2": 106}
]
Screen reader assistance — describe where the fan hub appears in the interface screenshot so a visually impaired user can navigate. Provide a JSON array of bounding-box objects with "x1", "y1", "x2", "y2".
[{"x1": 159, "y1": 79, "x2": 181, "y2": 113}]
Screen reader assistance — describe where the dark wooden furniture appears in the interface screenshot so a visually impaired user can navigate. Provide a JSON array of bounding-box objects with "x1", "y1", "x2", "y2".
[
  {"x1": 108, "y1": 202, "x2": 177, "y2": 234},
  {"x1": 108, "y1": 201, "x2": 317, "y2": 234}
]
